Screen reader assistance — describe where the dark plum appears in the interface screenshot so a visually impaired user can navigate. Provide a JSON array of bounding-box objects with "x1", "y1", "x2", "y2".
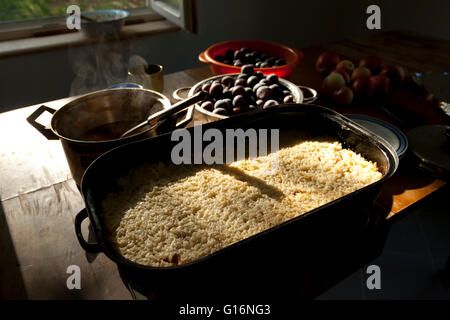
[
  {"x1": 266, "y1": 56, "x2": 277, "y2": 65},
  {"x1": 234, "y1": 51, "x2": 245, "y2": 60},
  {"x1": 214, "y1": 99, "x2": 232, "y2": 111},
  {"x1": 266, "y1": 73, "x2": 279, "y2": 84},
  {"x1": 231, "y1": 85, "x2": 246, "y2": 97},
  {"x1": 275, "y1": 59, "x2": 286, "y2": 66},
  {"x1": 237, "y1": 73, "x2": 248, "y2": 81},
  {"x1": 283, "y1": 95, "x2": 295, "y2": 104},
  {"x1": 263, "y1": 100, "x2": 278, "y2": 109},
  {"x1": 234, "y1": 78, "x2": 247, "y2": 87},
  {"x1": 225, "y1": 49, "x2": 234, "y2": 59},
  {"x1": 214, "y1": 47, "x2": 287, "y2": 68},
  {"x1": 269, "y1": 84, "x2": 281, "y2": 96},
  {"x1": 233, "y1": 60, "x2": 243, "y2": 67},
  {"x1": 256, "y1": 86, "x2": 273, "y2": 100},
  {"x1": 201, "y1": 83, "x2": 211, "y2": 93},
  {"x1": 253, "y1": 82, "x2": 264, "y2": 92},
  {"x1": 222, "y1": 87, "x2": 232, "y2": 99},
  {"x1": 244, "y1": 87, "x2": 254, "y2": 97},
  {"x1": 241, "y1": 64, "x2": 254, "y2": 75},
  {"x1": 209, "y1": 83, "x2": 223, "y2": 97},
  {"x1": 232, "y1": 95, "x2": 246, "y2": 108},
  {"x1": 246, "y1": 75, "x2": 259, "y2": 87},
  {"x1": 212, "y1": 108, "x2": 228, "y2": 116},
  {"x1": 221, "y1": 76, "x2": 234, "y2": 87},
  {"x1": 255, "y1": 71, "x2": 264, "y2": 78},
  {"x1": 201, "y1": 101, "x2": 214, "y2": 112}
]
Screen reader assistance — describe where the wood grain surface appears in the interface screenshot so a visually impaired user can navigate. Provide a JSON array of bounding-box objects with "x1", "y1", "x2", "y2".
[{"x1": 0, "y1": 30, "x2": 448, "y2": 299}]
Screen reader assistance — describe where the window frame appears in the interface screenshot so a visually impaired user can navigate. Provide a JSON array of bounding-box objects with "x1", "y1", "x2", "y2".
[
  {"x1": 149, "y1": 0, "x2": 196, "y2": 32},
  {"x1": 0, "y1": 5, "x2": 164, "y2": 41}
]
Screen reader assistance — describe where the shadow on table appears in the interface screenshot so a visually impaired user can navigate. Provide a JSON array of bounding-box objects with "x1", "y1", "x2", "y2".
[{"x1": 0, "y1": 201, "x2": 27, "y2": 299}]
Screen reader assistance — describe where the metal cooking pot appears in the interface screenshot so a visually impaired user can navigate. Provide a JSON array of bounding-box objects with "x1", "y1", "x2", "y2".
[
  {"x1": 173, "y1": 73, "x2": 318, "y2": 122},
  {"x1": 27, "y1": 87, "x2": 193, "y2": 186}
]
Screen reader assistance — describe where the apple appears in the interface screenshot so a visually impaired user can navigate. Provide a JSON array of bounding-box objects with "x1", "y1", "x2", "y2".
[
  {"x1": 331, "y1": 69, "x2": 351, "y2": 84},
  {"x1": 381, "y1": 65, "x2": 405, "y2": 84},
  {"x1": 351, "y1": 67, "x2": 371, "y2": 81},
  {"x1": 321, "y1": 72, "x2": 346, "y2": 95},
  {"x1": 352, "y1": 76, "x2": 374, "y2": 98},
  {"x1": 359, "y1": 56, "x2": 384, "y2": 75},
  {"x1": 316, "y1": 51, "x2": 340, "y2": 74},
  {"x1": 370, "y1": 75, "x2": 391, "y2": 96},
  {"x1": 332, "y1": 87, "x2": 354, "y2": 105},
  {"x1": 335, "y1": 60, "x2": 355, "y2": 74}
]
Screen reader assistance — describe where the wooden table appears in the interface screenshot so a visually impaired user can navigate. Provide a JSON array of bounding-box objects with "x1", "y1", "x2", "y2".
[{"x1": 0, "y1": 30, "x2": 448, "y2": 299}]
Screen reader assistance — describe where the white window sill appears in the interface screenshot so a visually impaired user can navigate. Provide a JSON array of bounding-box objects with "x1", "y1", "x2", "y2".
[{"x1": 0, "y1": 19, "x2": 180, "y2": 58}]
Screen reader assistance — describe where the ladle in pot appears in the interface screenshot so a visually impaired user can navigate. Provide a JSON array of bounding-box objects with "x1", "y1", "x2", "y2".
[{"x1": 121, "y1": 90, "x2": 207, "y2": 138}]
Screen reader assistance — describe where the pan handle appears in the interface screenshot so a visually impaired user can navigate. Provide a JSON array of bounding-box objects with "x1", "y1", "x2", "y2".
[
  {"x1": 75, "y1": 209, "x2": 102, "y2": 254},
  {"x1": 298, "y1": 86, "x2": 318, "y2": 104},
  {"x1": 26, "y1": 105, "x2": 59, "y2": 140}
]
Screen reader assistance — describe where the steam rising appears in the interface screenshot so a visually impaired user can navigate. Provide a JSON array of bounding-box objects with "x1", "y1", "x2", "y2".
[{"x1": 69, "y1": 37, "x2": 149, "y2": 96}]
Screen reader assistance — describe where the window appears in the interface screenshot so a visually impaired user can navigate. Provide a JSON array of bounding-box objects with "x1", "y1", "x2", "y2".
[
  {"x1": 0, "y1": 0, "x2": 195, "y2": 42},
  {"x1": 0, "y1": 1, "x2": 147, "y2": 23}
]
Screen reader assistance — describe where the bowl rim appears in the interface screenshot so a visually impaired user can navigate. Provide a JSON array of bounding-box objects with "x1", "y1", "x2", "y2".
[
  {"x1": 203, "y1": 40, "x2": 300, "y2": 72},
  {"x1": 189, "y1": 73, "x2": 304, "y2": 120},
  {"x1": 49, "y1": 87, "x2": 171, "y2": 144},
  {"x1": 81, "y1": 9, "x2": 130, "y2": 22}
]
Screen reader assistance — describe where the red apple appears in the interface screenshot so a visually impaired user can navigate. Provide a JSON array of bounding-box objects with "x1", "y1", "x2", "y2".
[
  {"x1": 370, "y1": 75, "x2": 391, "y2": 96},
  {"x1": 359, "y1": 56, "x2": 384, "y2": 75},
  {"x1": 321, "y1": 72, "x2": 346, "y2": 95},
  {"x1": 332, "y1": 87, "x2": 354, "y2": 105},
  {"x1": 335, "y1": 60, "x2": 355, "y2": 74},
  {"x1": 316, "y1": 51, "x2": 340, "y2": 74},
  {"x1": 352, "y1": 76, "x2": 374, "y2": 98},
  {"x1": 381, "y1": 65, "x2": 405, "y2": 84},
  {"x1": 351, "y1": 67, "x2": 372, "y2": 81},
  {"x1": 332, "y1": 69, "x2": 351, "y2": 84}
]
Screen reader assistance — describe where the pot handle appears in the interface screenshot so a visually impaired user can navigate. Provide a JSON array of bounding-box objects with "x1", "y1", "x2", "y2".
[
  {"x1": 173, "y1": 87, "x2": 192, "y2": 101},
  {"x1": 74, "y1": 209, "x2": 102, "y2": 254},
  {"x1": 172, "y1": 87, "x2": 195, "y2": 128},
  {"x1": 198, "y1": 51, "x2": 209, "y2": 64},
  {"x1": 298, "y1": 86, "x2": 318, "y2": 104},
  {"x1": 175, "y1": 105, "x2": 195, "y2": 128},
  {"x1": 26, "y1": 105, "x2": 59, "y2": 140}
]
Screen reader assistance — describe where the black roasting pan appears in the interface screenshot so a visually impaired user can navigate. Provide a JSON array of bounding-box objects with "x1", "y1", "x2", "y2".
[{"x1": 75, "y1": 104, "x2": 399, "y2": 300}]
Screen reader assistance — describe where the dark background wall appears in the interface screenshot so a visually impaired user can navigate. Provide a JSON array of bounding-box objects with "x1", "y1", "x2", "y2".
[{"x1": 0, "y1": 0, "x2": 449, "y2": 111}]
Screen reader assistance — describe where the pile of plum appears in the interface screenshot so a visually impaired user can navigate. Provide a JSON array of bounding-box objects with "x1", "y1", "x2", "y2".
[
  {"x1": 214, "y1": 47, "x2": 286, "y2": 68},
  {"x1": 196, "y1": 65, "x2": 295, "y2": 116}
]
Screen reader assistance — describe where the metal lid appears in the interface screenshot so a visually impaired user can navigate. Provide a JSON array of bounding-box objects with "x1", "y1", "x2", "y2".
[{"x1": 407, "y1": 125, "x2": 450, "y2": 180}]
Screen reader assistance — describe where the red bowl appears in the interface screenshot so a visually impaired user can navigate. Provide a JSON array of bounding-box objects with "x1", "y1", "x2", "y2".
[{"x1": 199, "y1": 40, "x2": 302, "y2": 78}]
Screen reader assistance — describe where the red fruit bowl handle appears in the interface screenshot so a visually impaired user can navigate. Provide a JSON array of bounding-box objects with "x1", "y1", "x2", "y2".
[{"x1": 198, "y1": 51, "x2": 209, "y2": 64}]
